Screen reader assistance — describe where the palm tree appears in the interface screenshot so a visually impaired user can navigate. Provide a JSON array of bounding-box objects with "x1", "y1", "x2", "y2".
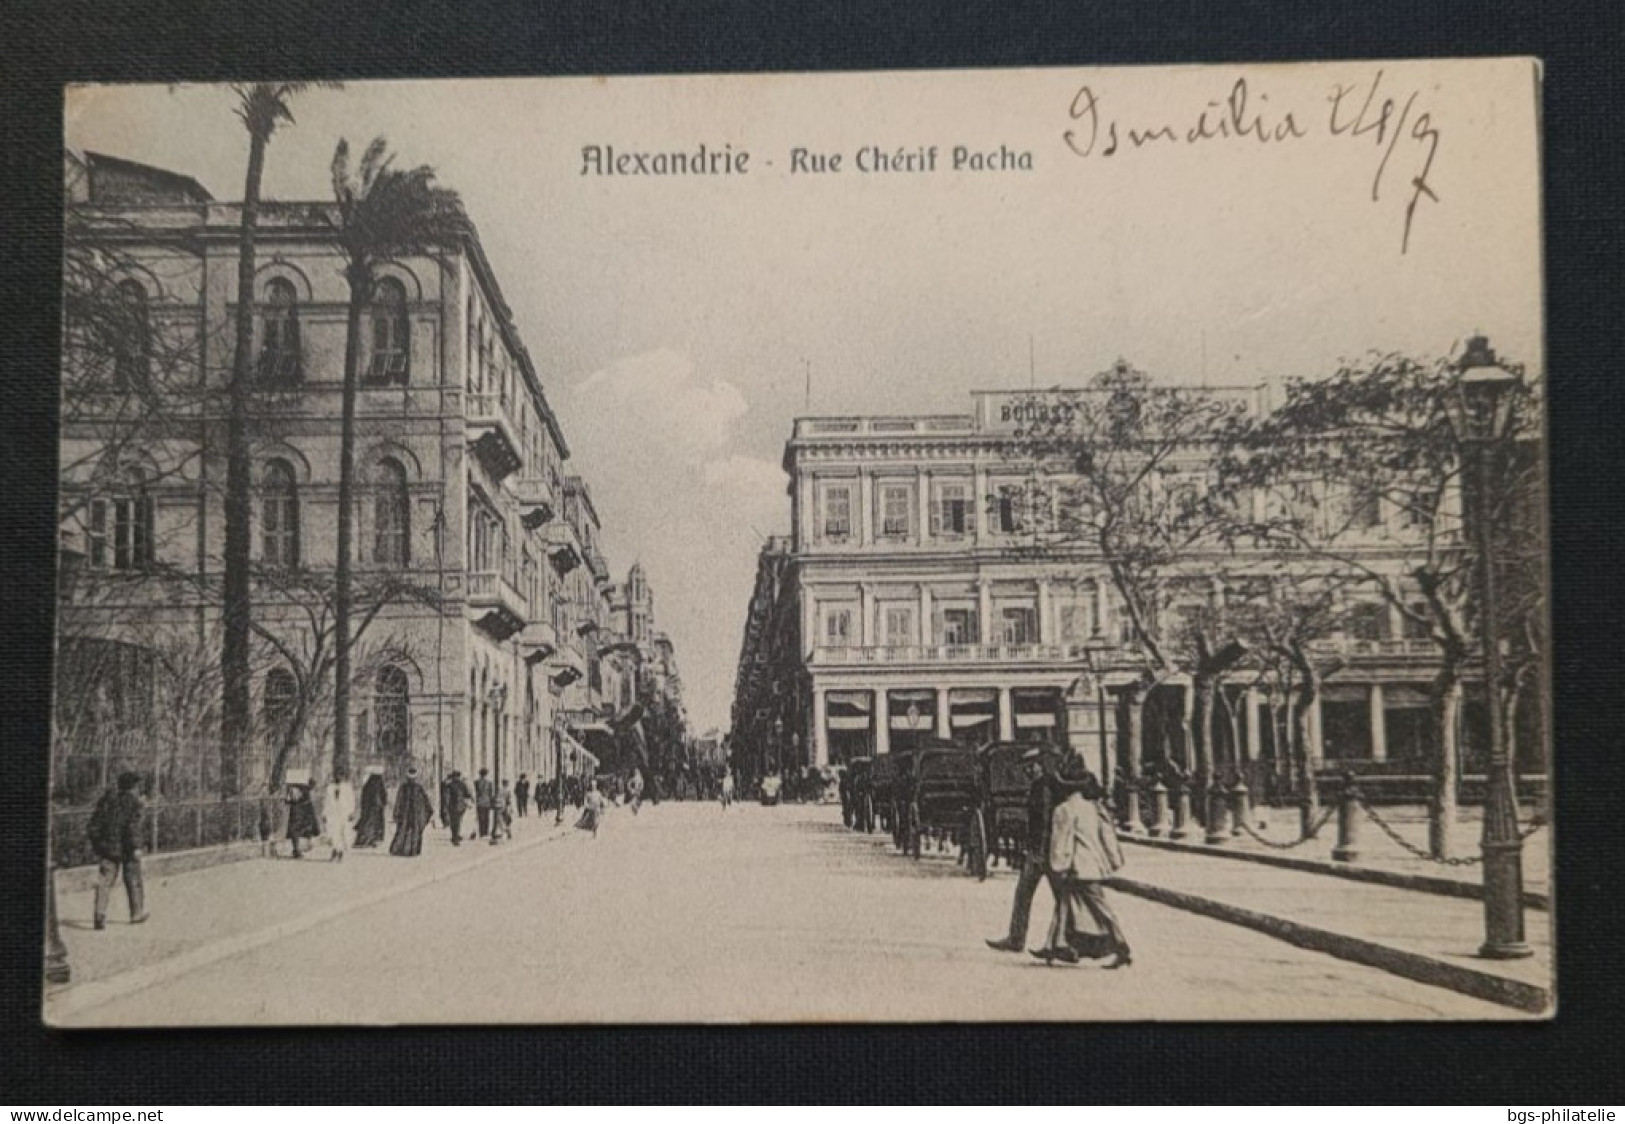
[
  {"x1": 328, "y1": 137, "x2": 465, "y2": 781},
  {"x1": 221, "y1": 83, "x2": 332, "y2": 796}
]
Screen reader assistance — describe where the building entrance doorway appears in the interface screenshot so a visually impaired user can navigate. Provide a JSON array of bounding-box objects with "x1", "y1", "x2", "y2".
[
  {"x1": 825, "y1": 690, "x2": 874, "y2": 765},
  {"x1": 887, "y1": 689, "x2": 938, "y2": 752},
  {"x1": 948, "y1": 687, "x2": 997, "y2": 750}
]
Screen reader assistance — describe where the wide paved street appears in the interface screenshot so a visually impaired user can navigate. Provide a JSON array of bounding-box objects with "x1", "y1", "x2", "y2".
[{"x1": 60, "y1": 801, "x2": 1514, "y2": 1024}]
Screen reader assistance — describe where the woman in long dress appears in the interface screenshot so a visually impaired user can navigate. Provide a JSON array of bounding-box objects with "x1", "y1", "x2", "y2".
[
  {"x1": 284, "y1": 781, "x2": 321, "y2": 859},
  {"x1": 324, "y1": 776, "x2": 358, "y2": 862},
  {"x1": 353, "y1": 768, "x2": 388, "y2": 848},
  {"x1": 389, "y1": 767, "x2": 435, "y2": 857}
]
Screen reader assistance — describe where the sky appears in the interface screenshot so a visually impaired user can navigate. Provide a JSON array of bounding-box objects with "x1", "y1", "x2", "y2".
[{"x1": 64, "y1": 61, "x2": 1544, "y2": 731}]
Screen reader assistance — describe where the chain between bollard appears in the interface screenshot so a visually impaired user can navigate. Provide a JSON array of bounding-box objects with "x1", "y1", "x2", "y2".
[
  {"x1": 1233, "y1": 803, "x2": 1336, "y2": 850},
  {"x1": 1351, "y1": 791, "x2": 1484, "y2": 866}
]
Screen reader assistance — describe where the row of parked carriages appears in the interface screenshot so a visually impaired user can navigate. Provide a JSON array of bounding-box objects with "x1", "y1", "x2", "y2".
[{"x1": 837, "y1": 739, "x2": 1042, "y2": 879}]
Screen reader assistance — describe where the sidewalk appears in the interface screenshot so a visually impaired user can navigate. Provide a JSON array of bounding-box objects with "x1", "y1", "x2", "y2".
[
  {"x1": 47, "y1": 812, "x2": 577, "y2": 1024},
  {"x1": 1174, "y1": 802, "x2": 1553, "y2": 898},
  {"x1": 1110, "y1": 843, "x2": 1555, "y2": 1015}
]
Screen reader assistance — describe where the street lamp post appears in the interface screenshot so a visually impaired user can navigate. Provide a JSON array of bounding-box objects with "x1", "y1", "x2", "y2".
[{"x1": 1444, "y1": 335, "x2": 1531, "y2": 960}]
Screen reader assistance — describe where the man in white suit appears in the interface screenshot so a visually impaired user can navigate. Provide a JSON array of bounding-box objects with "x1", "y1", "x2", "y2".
[{"x1": 1034, "y1": 758, "x2": 1132, "y2": 969}]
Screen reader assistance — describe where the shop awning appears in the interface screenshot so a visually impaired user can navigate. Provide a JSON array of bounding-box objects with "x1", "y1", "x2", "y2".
[
  {"x1": 828, "y1": 716, "x2": 872, "y2": 731},
  {"x1": 951, "y1": 713, "x2": 995, "y2": 729},
  {"x1": 1015, "y1": 713, "x2": 1057, "y2": 728}
]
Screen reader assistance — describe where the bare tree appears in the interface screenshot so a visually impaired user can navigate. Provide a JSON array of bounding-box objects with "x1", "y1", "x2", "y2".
[{"x1": 1227, "y1": 349, "x2": 1543, "y2": 857}]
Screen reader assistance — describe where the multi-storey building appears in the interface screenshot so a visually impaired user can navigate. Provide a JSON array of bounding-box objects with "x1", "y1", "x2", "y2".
[
  {"x1": 56, "y1": 150, "x2": 625, "y2": 798},
  {"x1": 731, "y1": 385, "x2": 1540, "y2": 793}
]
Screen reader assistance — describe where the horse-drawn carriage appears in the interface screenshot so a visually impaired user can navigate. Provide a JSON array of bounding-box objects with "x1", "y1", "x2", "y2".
[
  {"x1": 897, "y1": 742, "x2": 982, "y2": 863},
  {"x1": 966, "y1": 741, "x2": 1045, "y2": 879}
]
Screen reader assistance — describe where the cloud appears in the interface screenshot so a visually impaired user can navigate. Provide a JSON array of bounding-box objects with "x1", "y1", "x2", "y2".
[{"x1": 576, "y1": 349, "x2": 747, "y2": 461}]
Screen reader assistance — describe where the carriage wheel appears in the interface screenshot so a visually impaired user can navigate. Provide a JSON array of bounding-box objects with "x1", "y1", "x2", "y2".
[
  {"x1": 966, "y1": 810, "x2": 989, "y2": 880},
  {"x1": 908, "y1": 803, "x2": 923, "y2": 860},
  {"x1": 842, "y1": 799, "x2": 854, "y2": 829},
  {"x1": 859, "y1": 793, "x2": 874, "y2": 833}
]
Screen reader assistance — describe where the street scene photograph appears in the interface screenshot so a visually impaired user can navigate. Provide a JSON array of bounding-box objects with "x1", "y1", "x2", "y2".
[{"x1": 47, "y1": 59, "x2": 1551, "y2": 1025}]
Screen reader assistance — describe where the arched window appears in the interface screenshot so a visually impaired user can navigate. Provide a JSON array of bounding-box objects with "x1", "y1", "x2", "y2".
[
  {"x1": 113, "y1": 280, "x2": 150, "y2": 389},
  {"x1": 263, "y1": 667, "x2": 297, "y2": 739},
  {"x1": 259, "y1": 278, "x2": 302, "y2": 383},
  {"x1": 371, "y1": 457, "x2": 410, "y2": 567},
  {"x1": 87, "y1": 466, "x2": 154, "y2": 571},
  {"x1": 261, "y1": 459, "x2": 300, "y2": 567},
  {"x1": 366, "y1": 277, "x2": 410, "y2": 385},
  {"x1": 375, "y1": 665, "x2": 410, "y2": 758}
]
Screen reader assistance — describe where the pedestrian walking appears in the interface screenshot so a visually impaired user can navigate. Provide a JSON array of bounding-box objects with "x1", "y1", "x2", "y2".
[
  {"x1": 87, "y1": 770, "x2": 148, "y2": 930},
  {"x1": 1032, "y1": 761, "x2": 1132, "y2": 969},
  {"x1": 720, "y1": 770, "x2": 735, "y2": 810},
  {"x1": 323, "y1": 774, "x2": 358, "y2": 863},
  {"x1": 389, "y1": 766, "x2": 436, "y2": 857},
  {"x1": 474, "y1": 767, "x2": 495, "y2": 838},
  {"x1": 515, "y1": 773, "x2": 531, "y2": 818},
  {"x1": 284, "y1": 772, "x2": 320, "y2": 860},
  {"x1": 354, "y1": 766, "x2": 388, "y2": 849},
  {"x1": 440, "y1": 769, "x2": 472, "y2": 845},
  {"x1": 575, "y1": 781, "x2": 605, "y2": 838},
  {"x1": 490, "y1": 779, "x2": 514, "y2": 845},
  {"x1": 986, "y1": 746, "x2": 1062, "y2": 954},
  {"x1": 627, "y1": 769, "x2": 644, "y2": 815}
]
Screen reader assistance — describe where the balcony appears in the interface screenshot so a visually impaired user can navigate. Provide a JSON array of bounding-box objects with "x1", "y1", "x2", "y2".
[
  {"x1": 545, "y1": 522, "x2": 582, "y2": 576},
  {"x1": 467, "y1": 392, "x2": 523, "y2": 482},
  {"x1": 807, "y1": 642, "x2": 1110, "y2": 668},
  {"x1": 585, "y1": 545, "x2": 611, "y2": 586},
  {"x1": 466, "y1": 570, "x2": 528, "y2": 641},
  {"x1": 512, "y1": 474, "x2": 556, "y2": 531},
  {"x1": 519, "y1": 621, "x2": 560, "y2": 666}
]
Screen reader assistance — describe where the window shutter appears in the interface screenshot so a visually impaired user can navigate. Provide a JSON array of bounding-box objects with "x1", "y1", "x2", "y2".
[
  {"x1": 928, "y1": 489, "x2": 941, "y2": 535},
  {"x1": 87, "y1": 499, "x2": 106, "y2": 569}
]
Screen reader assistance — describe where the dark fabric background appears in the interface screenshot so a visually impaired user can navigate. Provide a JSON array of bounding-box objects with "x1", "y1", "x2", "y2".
[{"x1": 2, "y1": 0, "x2": 1622, "y2": 1105}]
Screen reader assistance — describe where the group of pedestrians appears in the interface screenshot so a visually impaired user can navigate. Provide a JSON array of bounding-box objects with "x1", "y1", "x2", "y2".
[{"x1": 985, "y1": 748, "x2": 1133, "y2": 969}]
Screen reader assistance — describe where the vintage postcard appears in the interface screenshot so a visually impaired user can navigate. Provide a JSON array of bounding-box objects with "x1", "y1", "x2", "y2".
[{"x1": 48, "y1": 60, "x2": 1549, "y2": 1025}]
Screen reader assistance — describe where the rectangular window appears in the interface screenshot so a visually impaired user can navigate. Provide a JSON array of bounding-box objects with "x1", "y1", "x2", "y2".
[
  {"x1": 879, "y1": 484, "x2": 912, "y2": 539},
  {"x1": 995, "y1": 487, "x2": 1021, "y2": 534},
  {"x1": 1059, "y1": 603, "x2": 1092, "y2": 643},
  {"x1": 112, "y1": 497, "x2": 151, "y2": 571},
  {"x1": 1000, "y1": 606, "x2": 1036, "y2": 645},
  {"x1": 940, "y1": 607, "x2": 979, "y2": 646},
  {"x1": 932, "y1": 482, "x2": 971, "y2": 536},
  {"x1": 823, "y1": 607, "x2": 854, "y2": 645},
  {"x1": 1348, "y1": 602, "x2": 1389, "y2": 641},
  {"x1": 883, "y1": 606, "x2": 915, "y2": 646},
  {"x1": 822, "y1": 485, "x2": 852, "y2": 540},
  {"x1": 1350, "y1": 481, "x2": 1383, "y2": 529}
]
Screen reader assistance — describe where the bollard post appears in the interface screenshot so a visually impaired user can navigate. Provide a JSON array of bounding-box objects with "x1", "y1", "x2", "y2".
[
  {"x1": 1229, "y1": 775, "x2": 1251, "y2": 837},
  {"x1": 1170, "y1": 779, "x2": 1193, "y2": 840},
  {"x1": 1204, "y1": 781, "x2": 1230, "y2": 845},
  {"x1": 1121, "y1": 781, "x2": 1140, "y2": 835},
  {"x1": 1149, "y1": 780, "x2": 1169, "y2": 838},
  {"x1": 1332, "y1": 772, "x2": 1361, "y2": 863}
]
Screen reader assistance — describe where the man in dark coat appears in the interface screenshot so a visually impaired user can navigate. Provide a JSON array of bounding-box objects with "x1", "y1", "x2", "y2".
[
  {"x1": 474, "y1": 767, "x2": 495, "y2": 839},
  {"x1": 440, "y1": 769, "x2": 472, "y2": 845},
  {"x1": 389, "y1": 767, "x2": 435, "y2": 857},
  {"x1": 88, "y1": 770, "x2": 148, "y2": 929},
  {"x1": 354, "y1": 768, "x2": 388, "y2": 848},
  {"x1": 986, "y1": 746, "x2": 1063, "y2": 953},
  {"x1": 515, "y1": 774, "x2": 531, "y2": 818}
]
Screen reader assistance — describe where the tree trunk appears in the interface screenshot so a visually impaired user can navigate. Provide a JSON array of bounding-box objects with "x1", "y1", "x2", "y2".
[
  {"x1": 1123, "y1": 683, "x2": 1145, "y2": 782},
  {"x1": 221, "y1": 131, "x2": 266, "y2": 797},
  {"x1": 1295, "y1": 676, "x2": 1321, "y2": 814},
  {"x1": 1431, "y1": 668, "x2": 1462, "y2": 860},
  {"x1": 333, "y1": 281, "x2": 366, "y2": 783}
]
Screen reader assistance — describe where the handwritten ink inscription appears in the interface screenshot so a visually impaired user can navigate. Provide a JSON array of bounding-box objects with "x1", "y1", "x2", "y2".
[{"x1": 1063, "y1": 71, "x2": 1441, "y2": 253}]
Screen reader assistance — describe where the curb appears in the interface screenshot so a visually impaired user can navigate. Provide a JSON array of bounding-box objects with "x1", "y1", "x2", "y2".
[
  {"x1": 56, "y1": 841, "x2": 262, "y2": 895},
  {"x1": 44, "y1": 823, "x2": 576, "y2": 1025},
  {"x1": 1122, "y1": 833, "x2": 1550, "y2": 910},
  {"x1": 1109, "y1": 875, "x2": 1552, "y2": 1015}
]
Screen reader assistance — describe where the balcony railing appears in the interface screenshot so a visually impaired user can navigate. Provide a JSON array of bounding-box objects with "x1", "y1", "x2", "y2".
[
  {"x1": 467, "y1": 391, "x2": 523, "y2": 482},
  {"x1": 467, "y1": 569, "x2": 528, "y2": 640},
  {"x1": 512, "y1": 474, "x2": 556, "y2": 529},
  {"x1": 1306, "y1": 637, "x2": 1437, "y2": 659},
  {"x1": 808, "y1": 642, "x2": 1109, "y2": 667}
]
